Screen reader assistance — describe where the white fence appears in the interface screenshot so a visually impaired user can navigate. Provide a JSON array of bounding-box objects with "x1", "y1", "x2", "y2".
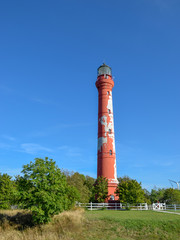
[
  {"x1": 77, "y1": 202, "x2": 148, "y2": 210},
  {"x1": 152, "y1": 203, "x2": 166, "y2": 210},
  {"x1": 76, "y1": 202, "x2": 180, "y2": 211},
  {"x1": 151, "y1": 203, "x2": 180, "y2": 211},
  {"x1": 163, "y1": 204, "x2": 180, "y2": 211}
]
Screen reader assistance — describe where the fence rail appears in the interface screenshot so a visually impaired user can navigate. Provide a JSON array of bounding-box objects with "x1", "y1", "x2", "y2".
[
  {"x1": 0, "y1": 202, "x2": 179, "y2": 211},
  {"x1": 76, "y1": 202, "x2": 180, "y2": 211},
  {"x1": 165, "y1": 204, "x2": 180, "y2": 211},
  {"x1": 77, "y1": 202, "x2": 148, "y2": 210}
]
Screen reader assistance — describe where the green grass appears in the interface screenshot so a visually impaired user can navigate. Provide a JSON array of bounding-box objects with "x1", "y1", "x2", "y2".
[{"x1": 83, "y1": 210, "x2": 180, "y2": 240}]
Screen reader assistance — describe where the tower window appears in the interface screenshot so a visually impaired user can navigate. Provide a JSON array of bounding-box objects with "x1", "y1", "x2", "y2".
[
  {"x1": 108, "y1": 109, "x2": 111, "y2": 114},
  {"x1": 109, "y1": 129, "x2": 112, "y2": 134},
  {"x1": 107, "y1": 91, "x2": 110, "y2": 95},
  {"x1": 109, "y1": 150, "x2": 112, "y2": 155}
]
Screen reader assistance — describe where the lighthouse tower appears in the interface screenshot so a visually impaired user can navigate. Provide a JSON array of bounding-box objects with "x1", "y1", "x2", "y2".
[{"x1": 96, "y1": 63, "x2": 118, "y2": 201}]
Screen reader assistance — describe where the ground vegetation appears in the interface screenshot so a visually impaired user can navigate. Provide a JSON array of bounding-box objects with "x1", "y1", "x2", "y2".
[{"x1": 0, "y1": 209, "x2": 180, "y2": 240}]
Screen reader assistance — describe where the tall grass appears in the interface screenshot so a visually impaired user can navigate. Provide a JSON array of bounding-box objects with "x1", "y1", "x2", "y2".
[{"x1": 0, "y1": 208, "x2": 84, "y2": 240}]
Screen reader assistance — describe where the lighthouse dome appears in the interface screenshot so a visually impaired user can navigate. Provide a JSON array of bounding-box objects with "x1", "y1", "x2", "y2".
[{"x1": 97, "y1": 63, "x2": 112, "y2": 76}]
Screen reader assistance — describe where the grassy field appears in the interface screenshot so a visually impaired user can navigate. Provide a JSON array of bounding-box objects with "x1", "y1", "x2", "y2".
[
  {"x1": 0, "y1": 209, "x2": 180, "y2": 240},
  {"x1": 85, "y1": 210, "x2": 180, "y2": 240}
]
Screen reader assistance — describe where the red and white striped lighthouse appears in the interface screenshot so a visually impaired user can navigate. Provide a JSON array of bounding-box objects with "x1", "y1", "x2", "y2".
[{"x1": 96, "y1": 63, "x2": 118, "y2": 201}]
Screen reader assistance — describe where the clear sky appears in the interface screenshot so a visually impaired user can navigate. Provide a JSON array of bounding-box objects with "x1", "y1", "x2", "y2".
[{"x1": 0, "y1": 0, "x2": 179, "y2": 191}]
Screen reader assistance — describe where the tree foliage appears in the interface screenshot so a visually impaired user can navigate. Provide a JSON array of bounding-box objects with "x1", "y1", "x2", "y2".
[
  {"x1": 161, "y1": 188, "x2": 180, "y2": 204},
  {"x1": 91, "y1": 176, "x2": 109, "y2": 203},
  {"x1": 85, "y1": 175, "x2": 95, "y2": 193},
  {"x1": 66, "y1": 172, "x2": 91, "y2": 203},
  {"x1": 16, "y1": 157, "x2": 77, "y2": 224},
  {"x1": 150, "y1": 187, "x2": 166, "y2": 203},
  {"x1": 117, "y1": 176, "x2": 131, "y2": 183},
  {"x1": 0, "y1": 173, "x2": 17, "y2": 209},
  {"x1": 142, "y1": 188, "x2": 151, "y2": 205},
  {"x1": 116, "y1": 177, "x2": 145, "y2": 204}
]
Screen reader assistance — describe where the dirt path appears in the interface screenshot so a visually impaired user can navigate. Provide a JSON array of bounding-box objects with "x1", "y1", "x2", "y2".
[{"x1": 155, "y1": 210, "x2": 180, "y2": 215}]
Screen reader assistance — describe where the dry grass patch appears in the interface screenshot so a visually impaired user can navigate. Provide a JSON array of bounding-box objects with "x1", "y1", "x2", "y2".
[
  {"x1": 0, "y1": 208, "x2": 85, "y2": 240},
  {"x1": 52, "y1": 207, "x2": 84, "y2": 233},
  {"x1": 0, "y1": 209, "x2": 33, "y2": 230}
]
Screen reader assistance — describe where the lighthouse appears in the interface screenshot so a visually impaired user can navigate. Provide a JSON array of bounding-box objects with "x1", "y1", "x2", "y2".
[{"x1": 96, "y1": 63, "x2": 118, "y2": 201}]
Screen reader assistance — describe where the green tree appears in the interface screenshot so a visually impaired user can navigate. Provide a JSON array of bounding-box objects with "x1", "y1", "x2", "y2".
[
  {"x1": 85, "y1": 175, "x2": 95, "y2": 192},
  {"x1": 0, "y1": 173, "x2": 17, "y2": 209},
  {"x1": 91, "y1": 176, "x2": 109, "y2": 203},
  {"x1": 161, "y1": 188, "x2": 180, "y2": 204},
  {"x1": 16, "y1": 157, "x2": 77, "y2": 224},
  {"x1": 66, "y1": 172, "x2": 90, "y2": 203},
  {"x1": 117, "y1": 176, "x2": 131, "y2": 183},
  {"x1": 116, "y1": 178, "x2": 145, "y2": 204},
  {"x1": 143, "y1": 188, "x2": 151, "y2": 205},
  {"x1": 149, "y1": 187, "x2": 166, "y2": 203},
  {"x1": 85, "y1": 175, "x2": 95, "y2": 201}
]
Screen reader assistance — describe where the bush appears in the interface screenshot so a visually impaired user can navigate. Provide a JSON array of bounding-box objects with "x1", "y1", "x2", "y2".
[{"x1": 16, "y1": 157, "x2": 77, "y2": 224}]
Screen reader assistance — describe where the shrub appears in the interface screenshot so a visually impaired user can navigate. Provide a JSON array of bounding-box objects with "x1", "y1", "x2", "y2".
[{"x1": 16, "y1": 157, "x2": 77, "y2": 224}]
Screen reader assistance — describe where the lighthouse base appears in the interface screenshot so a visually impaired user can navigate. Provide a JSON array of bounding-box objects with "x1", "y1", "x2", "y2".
[{"x1": 107, "y1": 182, "x2": 119, "y2": 201}]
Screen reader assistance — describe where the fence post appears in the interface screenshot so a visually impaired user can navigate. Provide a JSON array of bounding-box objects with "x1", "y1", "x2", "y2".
[
  {"x1": 90, "y1": 202, "x2": 92, "y2": 211},
  {"x1": 174, "y1": 204, "x2": 176, "y2": 211},
  {"x1": 115, "y1": 203, "x2": 117, "y2": 210}
]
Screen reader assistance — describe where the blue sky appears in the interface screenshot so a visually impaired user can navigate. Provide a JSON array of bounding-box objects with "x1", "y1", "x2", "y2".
[{"x1": 0, "y1": 0, "x2": 179, "y2": 191}]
